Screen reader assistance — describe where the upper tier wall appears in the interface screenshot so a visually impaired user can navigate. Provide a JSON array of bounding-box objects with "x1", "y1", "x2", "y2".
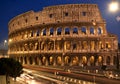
[{"x1": 8, "y1": 4, "x2": 104, "y2": 34}]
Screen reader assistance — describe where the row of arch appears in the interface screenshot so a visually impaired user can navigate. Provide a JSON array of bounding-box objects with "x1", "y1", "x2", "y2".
[
  {"x1": 9, "y1": 40, "x2": 112, "y2": 52},
  {"x1": 16, "y1": 55, "x2": 117, "y2": 66},
  {"x1": 10, "y1": 26, "x2": 104, "y2": 43}
]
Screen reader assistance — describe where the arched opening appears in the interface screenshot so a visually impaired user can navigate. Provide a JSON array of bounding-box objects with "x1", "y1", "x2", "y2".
[
  {"x1": 41, "y1": 56, "x2": 46, "y2": 65},
  {"x1": 29, "y1": 57, "x2": 33, "y2": 65},
  {"x1": 42, "y1": 29, "x2": 46, "y2": 36},
  {"x1": 48, "y1": 41, "x2": 54, "y2": 50},
  {"x1": 91, "y1": 41, "x2": 95, "y2": 51},
  {"x1": 50, "y1": 28, "x2": 54, "y2": 36},
  {"x1": 90, "y1": 56, "x2": 95, "y2": 66},
  {"x1": 106, "y1": 56, "x2": 110, "y2": 65},
  {"x1": 57, "y1": 56, "x2": 62, "y2": 65},
  {"x1": 24, "y1": 56, "x2": 27, "y2": 64},
  {"x1": 34, "y1": 57, "x2": 39, "y2": 65},
  {"x1": 90, "y1": 27, "x2": 94, "y2": 35},
  {"x1": 98, "y1": 28, "x2": 102, "y2": 35},
  {"x1": 73, "y1": 28, "x2": 78, "y2": 34},
  {"x1": 65, "y1": 56, "x2": 70, "y2": 65},
  {"x1": 49, "y1": 56, "x2": 54, "y2": 65},
  {"x1": 82, "y1": 41, "x2": 87, "y2": 50},
  {"x1": 99, "y1": 41, "x2": 104, "y2": 49},
  {"x1": 98, "y1": 56, "x2": 103, "y2": 65},
  {"x1": 72, "y1": 56, "x2": 79, "y2": 66},
  {"x1": 81, "y1": 27, "x2": 86, "y2": 35},
  {"x1": 65, "y1": 41, "x2": 71, "y2": 50},
  {"x1": 73, "y1": 43, "x2": 77, "y2": 50},
  {"x1": 82, "y1": 56, "x2": 87, "y2": 66},
  {"x1": 36, "y1": 30, "x2": 40, "y2": 36},
  {"x1": 65, "y1": 28, "x2": 70, "y2": 35},
  {"x1": 106, "y1": 42, "x2": 111, "y2": 49},
  {"x1": 57, "y1": 27, "x2": 62, "y2": 35}
]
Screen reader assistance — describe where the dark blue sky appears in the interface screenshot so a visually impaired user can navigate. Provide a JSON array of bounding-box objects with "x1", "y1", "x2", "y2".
[{"x1": 0, "y1": 0, "x2": 120, "y2": 44}]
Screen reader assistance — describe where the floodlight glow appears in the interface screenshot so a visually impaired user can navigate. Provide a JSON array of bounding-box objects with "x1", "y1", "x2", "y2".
[{"x1": 109, "y1": 1, "x2": 119, "y2": 12}]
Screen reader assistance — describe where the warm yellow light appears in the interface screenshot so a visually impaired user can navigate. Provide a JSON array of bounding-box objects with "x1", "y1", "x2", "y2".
[
  {"x1": 9, "y1": 39, "x2": 12, "y2": 42},
  {"x1": 109, "y1": 1, "x2": 119, "y2": 12}
]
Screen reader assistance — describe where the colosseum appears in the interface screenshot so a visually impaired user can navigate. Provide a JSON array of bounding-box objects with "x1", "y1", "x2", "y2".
[{"x1": 8, "y1": 4, "x2": 119, "y2": 69}]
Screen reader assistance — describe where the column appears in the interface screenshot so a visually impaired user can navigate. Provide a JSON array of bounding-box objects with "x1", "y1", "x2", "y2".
[
  {"x1": 45, "y1": 57, "x2": 48, "y2": 66},
  {"x1": 70, "y1": 56, "x2": 73, "y2": 66},
  {"x1": 53, "y1": 56, "x2": 57, "y2": 66},
  {"x1": 38, "y1": 57, "x2": 42, "y2": 66},
  {"x1": 78, "y1": 26, "x2": 81, "y2": 36},
  {"x1": 61, "y1": 55, "x2": 64, "y2": 66},
  {"x1": 87, "y1": 27, "x2": 90, "y2": 36},
  {"x1": 110, "y1": 56, "x2": 114, "y2": 65},
  {"x1": 103, "y1": 55, "x2": 107, "y2": 65}
]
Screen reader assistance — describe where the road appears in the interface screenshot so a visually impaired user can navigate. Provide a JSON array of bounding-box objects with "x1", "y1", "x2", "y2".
[{"x1": 23, "y1": 65, "x2": 120, "y2": 84}]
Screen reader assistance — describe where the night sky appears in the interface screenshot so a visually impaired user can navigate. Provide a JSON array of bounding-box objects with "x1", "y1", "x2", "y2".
[{"x1": 0, "y1": 0, "x2": 120, "y2": 47}]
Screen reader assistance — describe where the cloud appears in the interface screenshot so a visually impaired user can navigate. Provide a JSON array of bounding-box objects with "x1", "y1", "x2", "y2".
[{"x1": 116, "y1": 16, "x2": 120, "y2": 22}]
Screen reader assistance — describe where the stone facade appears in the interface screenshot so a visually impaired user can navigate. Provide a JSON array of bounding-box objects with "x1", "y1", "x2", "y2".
[{"x1": 8, "y1": 4, "x2": 119, "y2": 68}]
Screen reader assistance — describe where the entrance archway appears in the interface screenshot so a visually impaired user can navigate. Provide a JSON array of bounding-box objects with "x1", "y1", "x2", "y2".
[
  {"x1": 57, "y1": 56, "x2": 62, "y2": 65},
  {"x1": 72, "y1": 56, "x2": 79, "y2": 66},
  {"x1": 65, "y1": 56, "x2": 70, "y2": 65},
  {"x1": 82, "y1": 56, "x2": 87, "y2": 66}
]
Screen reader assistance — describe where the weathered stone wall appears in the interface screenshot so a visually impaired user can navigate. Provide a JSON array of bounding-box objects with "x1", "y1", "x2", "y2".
[{"x1": 8, "y1": 4, "x2": 104, "y2": 34}]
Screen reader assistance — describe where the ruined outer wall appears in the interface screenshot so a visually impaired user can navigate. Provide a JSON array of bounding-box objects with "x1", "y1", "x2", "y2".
[{"x1": 8, "y1": 4, "x2": 104, "y2": 34}]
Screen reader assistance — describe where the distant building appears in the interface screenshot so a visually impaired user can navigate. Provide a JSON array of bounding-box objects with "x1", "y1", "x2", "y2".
[{"x1": 8, "y1": 4, "x2": 119, "y2": 69}]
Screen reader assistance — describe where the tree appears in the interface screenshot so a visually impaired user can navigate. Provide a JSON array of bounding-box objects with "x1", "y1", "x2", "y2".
[{"x1": 0, "y1": 58, "x2": 23, "y2": 82}]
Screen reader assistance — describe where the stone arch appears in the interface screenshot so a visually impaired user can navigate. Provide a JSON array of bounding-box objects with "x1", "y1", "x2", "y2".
[
  {"x1": 72, "y1": 56, "x2": 79, "y2": 66},
  {"x1": 41, "y1": 56, "x2": 46, "y2": 65},
  {"x1": 36, "y1": 29, "x2": 40, "y2": 36},
  {"x1": 106, "y1": 42, "x2": 111, "y2": 49},
  {"x1": 106, "y1": 56, "x2": 110, "y2": 65},
  {"x1": 98, "y1": 56, "x2": 103, "y2": 65},
  {"x1": 24, "y1": 56, "x2": 27, "y2": 64},
  {"x1": 48, "y1": 41, "x2": 54, "y2": 50},
  {"x1": 29, "y1": 43, "x2": 34, "y2": 51},
  {"x1": 57, "y1": 27, "x2": 62, "y2": 35},
  {"x1": 42, "y1": 28, "x2": 46, "y2": 36},
  {"x1": 65, "y1": 56, "x2": 71, "y2": 65},
  {"x1": 89, "y1": 56, "x2": 95, "y2": 66},
  {"x1": 82, "y1": 56, "x2": 87, "y2": 66},
  {"x1": 81, "y1": 26, "x2": 87, "y2": 35},
  {"x1": 49, "y1": 27, "x2": 54, "y2": 36},
  {"x1": 90, "y1": 27, "x2": 94, "y2": 35},
  {"x1": 57, "y1": 56, "x2": 62, "y2": 65},
  {"x1": 65, "y1": 41, "x2": 71, "y2": 50},
  {"x1": 73, "y1": 42, "x2": 78, "y2": 50},
  {"x1": 90, "y1": 41, "x2": 95, "y2": 51},
  {"x1": 34, "y1": 56, "x2": 39, "y2": 65},
  {"x1": 65, "y1": 27, "x2": 70, "y2": 35},
  {"x1": 98, "y1": 27, "x2": 103, "y2": 35},
  {"x1": 48, "y1": 56, "x2": 54, "y2": 65},
  {"x1": 73, "y1": 27, "x2": 78, "y2": 34},
  {"x1": 29, "y1": 56, "x2": 33, "y2": 65},
  {"x1": 82, "y1": 41, "x2": 87, "y2": 50}
]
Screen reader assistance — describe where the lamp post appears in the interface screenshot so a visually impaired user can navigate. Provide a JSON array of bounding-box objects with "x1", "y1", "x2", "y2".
[{"x1": 4, "y1": 40, "x2": 8, "y2": 50}]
